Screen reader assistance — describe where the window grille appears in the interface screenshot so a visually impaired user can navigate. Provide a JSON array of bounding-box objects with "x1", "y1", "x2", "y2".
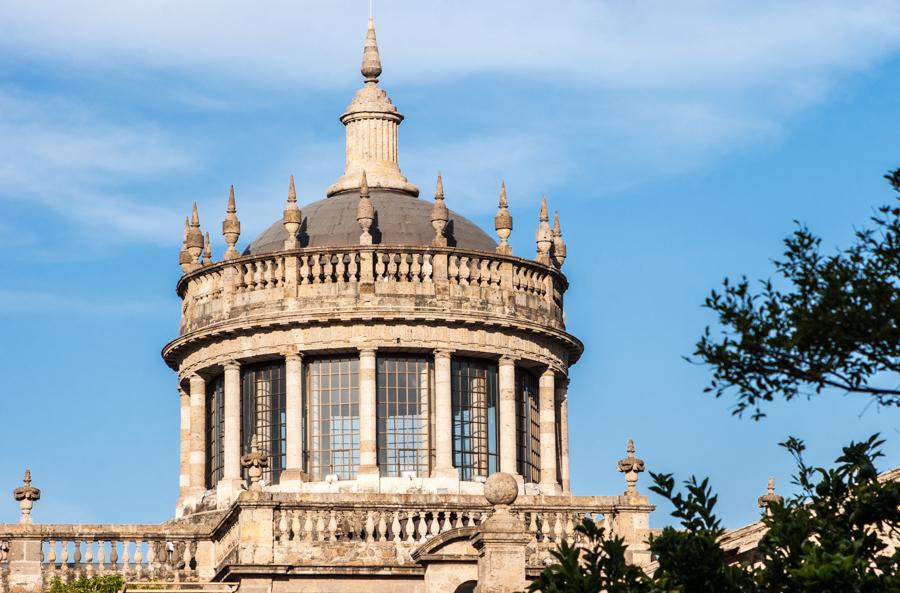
[
  {"x1": 377, "y1": 356, "x2": 431, "y2": 477},
  {"x1": 515, "y1": 369, "x2": 541, "y2": 483},
  {"x1": 205, "y1": 375, "x2": 225, "y2": 488},
  {"x1": 241, "y1": 362, "x2": 286, "y2": 485},
  {"x1": 451, "y1": 358, "x2": 499, "y2": 480},
  {"x1": 306, "y1": 357, "x2": 360, "y2": 480}
]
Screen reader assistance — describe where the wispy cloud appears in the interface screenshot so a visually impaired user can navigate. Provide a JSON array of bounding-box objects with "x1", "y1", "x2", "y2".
[
  {"x1": 0, "y1": 1, "x2": 899, "y2": 247},
  {"x1": 0, "y1": 90, "x2": 196, "y2": 246}
]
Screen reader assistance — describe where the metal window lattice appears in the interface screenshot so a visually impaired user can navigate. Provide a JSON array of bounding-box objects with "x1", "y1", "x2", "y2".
[
  {"x1": 451, "y1": 359, "x2": 499, "y2": 481},
  {"x1": 307, "y1": 357, "x2": 360, "y2": 481},
  {"x1": 377, "y1": 356, "x2": 431, "y2": 477},
  {"x1": 205, "y1": 376, "x2": 226, "y2": 489},
  {"x1": 515, "y1": 369, "x2": 541, "y2": 483},
  {"x1": 241, "y1": 362, "x2": 286, "y2": 485}
]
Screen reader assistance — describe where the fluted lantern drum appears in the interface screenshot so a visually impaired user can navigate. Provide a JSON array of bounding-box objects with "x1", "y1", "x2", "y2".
[{"x1": 163, "y1": 18, "x2": 582, "y2": 515}]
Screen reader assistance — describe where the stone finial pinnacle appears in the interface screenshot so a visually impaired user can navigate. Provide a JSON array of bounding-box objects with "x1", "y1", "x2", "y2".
[
  {"x1": 283, "y1": 175, "x2": 302, "y2": 250},
  {"x1": 13, "y1": 468, "x2": 40, "y2": 525},
  {"x1": 758, "y1": 477, "x2": 783, "y2": 513},
  {"x1": 222, "y1": 186, "x2": 241, "y2": 260},
  {"x1": 241, "y1": 434, "x2": 268, "y2": 492},
  {"x1": 202, "y1": 232, "x2": 212, "y2": 266},
  {"x1": 495, "y1": 181, "x2": 513, "y2": 255},
  {"x1": 551, "y1": 211, "x2": 567, "y2": 268},
  {"x1": 617, "y1": 438, "x2": 646, "y2": 497},
  {"x1": 357, "y1": 171, "x2": 375, "y2": 245},
  {"x1": 179, "y1": 217, "x2": 192, "y2": 273},
  {"x1": 535, "y1": 195, "x2": 552, "y2": 264},
  {"x1": 186, "y1": 202, "x2": 204, "y2": 267},
  {"x1": 430, "y1": 172, "x2": 449, "y2": 247},
  {"x1": 361, "y1": 18, "x2": 382, "y2": 83}
]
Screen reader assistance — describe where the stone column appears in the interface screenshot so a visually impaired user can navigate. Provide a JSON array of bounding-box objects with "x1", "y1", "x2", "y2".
[
  {"x1": 432, "y1": 350, "x2": 458, "y2": 480},
  {"x1": 281, "y1": 352, "x2": 306, "y2": 486},
  {"x1": 188, "y1": 374, "x2": 207, "y2": 499},
  {"x1": 557, "y1": 379, "x2": 571, "y2": 493},
  {"x1": 498, "y1": 356, "x2": 518, "y2": 477},
  {"x1": 358, "y1": 347, "x2": 379, "y2": 488},
  {"x1": 177, "y1": 386, "x2": 191, "y2": 513},
  {"x1": 217, "y1": 361, "x2": 243, "y2": 506},
  {"x1": 538, "y1": 368, "x2": 560, "y2": 494}
]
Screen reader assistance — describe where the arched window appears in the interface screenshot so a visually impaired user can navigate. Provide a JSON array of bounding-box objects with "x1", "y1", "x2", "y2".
[
  {"x1": 451, "y1": 358, "x2": 499, "y2": 480},
  {"x1": 515, "y1": 369, "x2": 541, "y2": 483},
  {"x1": 205, "y1": 375, "x2": 225, "y2": 489},
  {"x1": 377, "y1": 356, "x2": 431, "y2": 477},
  {"x1": 241, "y1": 362, "x2": 286, "y2": 485},
  {"x1": 306, "y1": 357, "x2": 360, "y2": 480}
]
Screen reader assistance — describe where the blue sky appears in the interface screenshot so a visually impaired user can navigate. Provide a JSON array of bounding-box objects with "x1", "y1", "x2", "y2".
[{"x1": 1, "y1": 0, "x2": 899, "y2": 528}]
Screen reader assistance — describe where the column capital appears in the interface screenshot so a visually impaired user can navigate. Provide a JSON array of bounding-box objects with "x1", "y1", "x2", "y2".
[
  {"x1": 499, "y1": 354, "x2": 519, "y2": 365},
  {"x1": 189, "y1": 373, "x2": 206, "y2": 386},
  {"x1": 358, "y1": 346, "x2": 378, "y2": 356},
  {"x1": 284, "y1": 350, "x2": 303, "y2": 362},
  {"x1": 434, "y1": 349, "x2": 454, "y2": 359},
  {"x1": 223, "y1": 360, "x2": 241, "y2": 371}
]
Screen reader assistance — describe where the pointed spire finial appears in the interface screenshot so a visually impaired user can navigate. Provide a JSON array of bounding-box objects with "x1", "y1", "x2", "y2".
[
  {"x1": 495, "y1": 181, "x2": 513, "y2": 255},
  {"x1": 361, "y1": 17, "x2": 382, "y2": 83},
  {"x1": 535, "y1": 194, "x2": 552, "y2": 264},
  {"x1": 202, "y1": 232, "x2": 212, "y2": 266},
  {"x1": 222, "y1": 186, "x2": 241, "y2": 260},
  {"x1": 430, "y1": 172, "x2": 449, "y2": 247},
  {"x1": 551, "y1": 211, "x2": 567, "y2": 268},
  {"x1": 357, "y1": 171, "x2": 375, "y2": 245},
  {"x1": 283, "y1": 175, "x2": 302, "y2": 250},
  {"x1": 186, "y1": 202, "x2": 204, "y2": 267},
  {"x1": 179, "y1": 217, "x2": 192, "y2": 273}
]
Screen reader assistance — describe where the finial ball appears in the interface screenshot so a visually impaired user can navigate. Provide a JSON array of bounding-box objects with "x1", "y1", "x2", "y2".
[{"x1": 484, "y1": 472, "x2": 518, "y2": 506}]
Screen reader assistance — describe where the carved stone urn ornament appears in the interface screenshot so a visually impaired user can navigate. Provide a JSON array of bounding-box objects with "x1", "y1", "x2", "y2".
[
  {"x1": 13, "y1": 469, "x2": 40, "y2": 524},
  {"x1": 617, "y1": 439, "x2": 645, "y2": 496},
  {"x1": 241, "y1": 434, "x2": 269, "y2": 492}
]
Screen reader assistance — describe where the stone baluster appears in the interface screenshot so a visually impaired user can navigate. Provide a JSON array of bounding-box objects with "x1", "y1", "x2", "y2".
[
  {"x1": 134, "y1": 540, "x2": 144, "y2": 578},
  {"x1": 121, "y1": 540, "x2": 130, "y2": 575},
  {"x1": 315, "y1": 511, "x2": 326, "y2": 542},
  {"x1": 304, "y1": 511, "x2": 314, "y2": 542},
  {"x1": 377, "y1": 511, "x2": 387, "y2": 542},
  {"x1": 428, "y1": 512, "x2": 440, "y2": 538},
  {"x1": 299, "y1": 255, "x2": 310, "y2": 285},
  {"x1": 335, "y1": 254, "x2": 347, "y2": 282},
  {"x1": 348, "y1": 252, "x2": 359, "y2": 282},
  {"x1": 422, "y1": 254, "x2": 433, "y2": 282},
  {"x1": 327, "y1": 511, "x2": 338, "y2": 542},
  {"x1": 60, "y1": 541, "x2": 69, "y2": 572},
  {"x1": 109, "y1": 540, "x2": 118, "y2": 568},
  {"x1": 391, "y1": 512, "x2": 402, "y2": 544},
  {"x1": 279, "y1": 511, "x2": 290, "y2": 544},
  {"x1": 96, "y1": 540, "x2": 105, "y2": 570},
  {"x1": 291, "y1": 511, "x2": 301, "y2": 542}
]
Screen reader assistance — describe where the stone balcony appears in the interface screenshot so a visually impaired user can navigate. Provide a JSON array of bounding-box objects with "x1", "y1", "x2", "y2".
[
  {"x1": 0, "y1": 491, "x2": 653, "y2": 591},
  {"x1": 164, "y1": 246, "x2": 581, "y2": 370}
]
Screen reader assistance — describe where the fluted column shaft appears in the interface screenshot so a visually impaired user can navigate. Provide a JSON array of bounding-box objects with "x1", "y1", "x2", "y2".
[
  {"x1": 358, "y1": 348, "x2": 379, "y2": 478},
  {"x1": 557, "y1": 380, "x2": 571, "y2": 493},
  {"x1": 539, "y1": 368, "x2": 559, "y2": 494},
  {"x1": 284, "y1": 353, "x2": 304, "y2": 478},
  {"x1": 223, "y1": 362, "x2": 241, "y2": 481},
  {"x1": 433, "y1": 350, "x2": 457, "y2": 478},
  {"x1": 498, "y1": 356, "x2": 518, "y2": 476},
  {"x1": 188, "y1": 374, "x2": 207, "y2": 495}
]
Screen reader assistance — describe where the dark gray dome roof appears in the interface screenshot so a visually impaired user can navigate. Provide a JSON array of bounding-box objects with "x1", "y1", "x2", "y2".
[{"x1": 245, "y1": 190, "x2": 497, "y2": 255}]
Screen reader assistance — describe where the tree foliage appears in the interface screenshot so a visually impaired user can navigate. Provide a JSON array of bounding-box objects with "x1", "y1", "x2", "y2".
[
  {"x1": 46, "y1": 575, "x2": 125, "y2": 593},
  {"x1": 528, "y1": 436, "x2": 900, "y2": 593},
  {"x1": 692, "y1": 169, "x2": 900, "y2": 418}
]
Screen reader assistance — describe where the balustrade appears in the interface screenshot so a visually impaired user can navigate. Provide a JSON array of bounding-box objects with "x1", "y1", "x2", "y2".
[
  {"x1": 41, "y1": 537, "x2": 197, "y2": 580},
  {"x1": 177, "y1": 246, "x2": 566, "y2": 336}
]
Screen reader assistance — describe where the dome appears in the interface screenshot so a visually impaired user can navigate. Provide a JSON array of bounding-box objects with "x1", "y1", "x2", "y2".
[{"x1": 244, "y1": 189, "x2": 497, "y2": 255}]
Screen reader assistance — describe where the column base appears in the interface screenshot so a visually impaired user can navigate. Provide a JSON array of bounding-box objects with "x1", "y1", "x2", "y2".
[
  {"x1": 539, "y1": 481, "x2": 562, "y2": 496},
  {"x1": 357, "y1": 465, "x2": 381, "y2": 492},
  {"x1": 280, "y1": 468, "x2": 308, "y2": 490},
  {"x1": 216, "y1": 478, "x2": 245, "y2": 508}
]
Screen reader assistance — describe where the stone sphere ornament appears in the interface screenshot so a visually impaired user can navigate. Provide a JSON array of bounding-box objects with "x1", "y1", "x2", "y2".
[{"x1": 484, "y1": 472, "x2": 518, "y2": 507}]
